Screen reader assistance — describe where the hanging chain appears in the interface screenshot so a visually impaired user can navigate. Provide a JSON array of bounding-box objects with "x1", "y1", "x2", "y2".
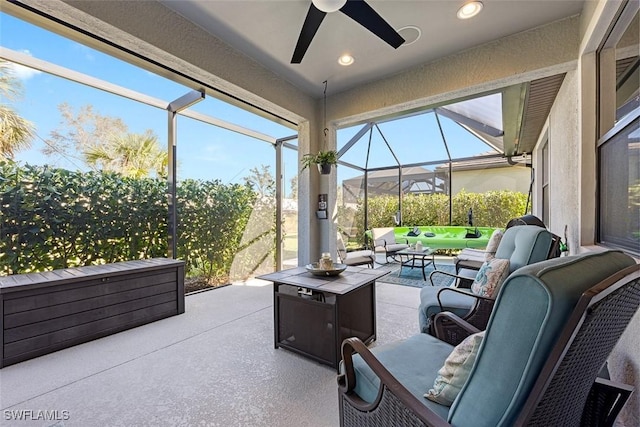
[{"x1": 323, "y1": 80, "x2": 329, "y2": 148}]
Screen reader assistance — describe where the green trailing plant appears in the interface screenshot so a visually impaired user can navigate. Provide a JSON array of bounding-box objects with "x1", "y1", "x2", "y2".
[{"x1": 301, "y1": 150, "x2": 338, "y2": 171}]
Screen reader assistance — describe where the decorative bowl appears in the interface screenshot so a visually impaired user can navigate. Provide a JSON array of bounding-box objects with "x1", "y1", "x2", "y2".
[{"x1": 305, "y1": 263, "x2": 347, "y2": 276}]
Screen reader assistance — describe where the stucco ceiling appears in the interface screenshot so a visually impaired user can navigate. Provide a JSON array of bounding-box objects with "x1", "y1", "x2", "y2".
[{"x1": 160, "y1": 0, "x2": 585, "y2": 97}]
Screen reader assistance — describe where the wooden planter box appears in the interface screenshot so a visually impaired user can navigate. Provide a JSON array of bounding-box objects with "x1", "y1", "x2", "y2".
[{"x1": 0, "y1": 258, "x2": 185, "y2": 368}]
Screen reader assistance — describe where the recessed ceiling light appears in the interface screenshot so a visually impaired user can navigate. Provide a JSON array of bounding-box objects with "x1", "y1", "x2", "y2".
[
  {"x1": 457, "y1": 1, "x2": 483, "y2": 19},
  {"x1": 338, "y1": 54, "x2": 354, "y2": 66}
]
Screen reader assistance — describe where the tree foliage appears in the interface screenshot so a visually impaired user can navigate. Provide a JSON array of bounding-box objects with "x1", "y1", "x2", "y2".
[
  {"x1": 43, "y1": 103, "x2": 127, "y2": 165},
  {"x1": 177, "y1": 178, "x2": 263, "y2": 283},
  {"x1": 44, "y1": 104, "x2": 166, "y2": 178},
  {"x1": 0, "y1": 60, "x2": 35, "y2": 158},
  {"x1": 84, "y1": 131, "x2": 167, "y2": 178},
  {"x1": 243, "y1": 165, "x2": 275, "y2": 200}
]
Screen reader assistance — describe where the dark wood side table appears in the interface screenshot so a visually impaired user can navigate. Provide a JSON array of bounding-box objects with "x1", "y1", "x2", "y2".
[{"x1": 258, "y1": 266, "x2": 389, "y2": 372}]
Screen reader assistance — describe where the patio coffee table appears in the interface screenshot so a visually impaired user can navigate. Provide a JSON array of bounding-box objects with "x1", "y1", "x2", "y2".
[
  {"x1": 258, "y1": 266, "x2": 389, "y2": 372},
  {"x1": 396, "y1": 247, "x2": 437, "y2": 280}
]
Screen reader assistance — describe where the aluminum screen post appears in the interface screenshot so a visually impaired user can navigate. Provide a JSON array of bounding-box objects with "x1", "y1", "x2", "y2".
[
  {"x1": 275, "y1": 140, "x2": 283, "y2": 270},
  {"x1": 167, "y1": 90, "x2": 205, "y2": 259}
]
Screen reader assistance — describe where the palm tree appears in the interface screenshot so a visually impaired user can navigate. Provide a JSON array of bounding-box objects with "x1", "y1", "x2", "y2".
[
  {"x1": 0, "y1": 60, "x2": 35, "y2": 158},
  {"x1": 83, "y1": 131, "x2": 167, "y2": 178}
]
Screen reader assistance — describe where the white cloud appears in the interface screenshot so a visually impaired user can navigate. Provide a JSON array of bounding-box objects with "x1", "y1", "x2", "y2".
[
  {"x1": 71, "y1": 43, "x2": 95, "y2": 62},
  {"x1": 7, "y1": 50, "x2": 42, "y2": 80}
]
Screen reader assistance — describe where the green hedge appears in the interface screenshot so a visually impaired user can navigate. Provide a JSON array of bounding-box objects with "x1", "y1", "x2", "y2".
[
  {"x1": 350, "y1": 190, "x2": 528, "y2": 243},
  {"x1": 0, "y1": 161, "x2": 270, "y2": 282}
]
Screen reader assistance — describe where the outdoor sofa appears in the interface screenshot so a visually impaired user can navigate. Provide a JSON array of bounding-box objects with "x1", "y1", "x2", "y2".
[{"x1": 366, "y1": 226, "x2": 498, "y2": 251}]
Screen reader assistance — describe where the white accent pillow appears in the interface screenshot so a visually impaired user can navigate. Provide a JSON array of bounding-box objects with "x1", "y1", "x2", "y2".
[
  {"x1": 425, "y1": 331, "x2": 485, "y2": 406},
  {"x1": 471, "y1": 258, "x2": 510, "y2": 298},
  {"x1": 484, "y1": 229, "x2": 504, "y2": 261}
]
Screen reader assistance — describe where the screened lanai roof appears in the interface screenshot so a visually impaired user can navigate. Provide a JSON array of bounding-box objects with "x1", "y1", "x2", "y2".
[
  {"x1": 336, "y1": 75, "x2": 565, "y2": 171},
  {"x1": 435, "y1": 92, "x2": 504, "y2": 153},
  {"x1": 337, "y1": 92, "x2": 505, "y2": 172},
  {"x1": 342, "y1": 166, "x2": 448, "y2": 204},
  {"x1": 335, "y1": 89, "x2": 543, "y2": 206}
]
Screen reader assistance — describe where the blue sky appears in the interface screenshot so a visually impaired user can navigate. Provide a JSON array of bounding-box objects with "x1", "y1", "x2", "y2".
[{"x1": 1, "y1": 12, "x2": 495, "y2": 187}]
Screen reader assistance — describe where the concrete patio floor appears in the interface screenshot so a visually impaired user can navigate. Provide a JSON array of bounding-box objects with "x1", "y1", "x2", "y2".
[{"x1": 0, "y1": 264, "x2": 427, "y2": 427}]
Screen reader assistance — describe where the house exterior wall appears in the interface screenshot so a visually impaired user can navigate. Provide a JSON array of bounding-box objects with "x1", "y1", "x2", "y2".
[
  {"x1": 544, "y1": 69, "x2": 581, "y2": 249},
  {"x1": 326, "y1": 16, "x2": 579, "y2": 129},
  {"x1": 546, "y1": 64, "x2": 640, "y2": 427},
  {"x1": 451, "y1": 166, "x2": 530, "y2": 195},
  {"x1": 537, "y1": 2, "x2": 640, "y2": 424}
]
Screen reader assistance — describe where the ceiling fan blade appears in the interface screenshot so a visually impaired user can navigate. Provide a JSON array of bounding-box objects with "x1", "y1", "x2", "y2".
[
  {"x1": 340, "y1": 0, "x2": 405, "y2": 49},
  {"x1": 291, "y1": 3, "x2": 327, "y2": 64}
]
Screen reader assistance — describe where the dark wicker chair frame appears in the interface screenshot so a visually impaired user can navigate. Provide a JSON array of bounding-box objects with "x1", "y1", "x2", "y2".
[
  {"x1": 430, "y1": 231, "x2": 562, "y2": 346},
  {"x1": 454, "y1": 217, "x2": 562, "y2": 275},
  {"x1": 425, "y1": 269, "x2": 496, "y2": 345},
  {"x1": 338, "y1": 264, "x2": 640, "y2": 427}
]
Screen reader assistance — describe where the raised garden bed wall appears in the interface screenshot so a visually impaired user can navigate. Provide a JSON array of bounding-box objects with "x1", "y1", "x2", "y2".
[{"x1": 0, "y1": 258, "x2": 185, "y2": 368}]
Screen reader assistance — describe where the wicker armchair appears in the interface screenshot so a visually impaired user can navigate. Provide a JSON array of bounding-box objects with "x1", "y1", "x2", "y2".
[
  {"x1": 419, "y1": 225, "x2": 553, "y2": 337},
  {"x1": 339, "y1": 251, "x2": 640, "y2": 427},
  {"x1": 454, "y1": 215, "x2": 562, "y2": 276},
  {"x1": 418, "y1": 268, "x2": 494, "y2": 345}
]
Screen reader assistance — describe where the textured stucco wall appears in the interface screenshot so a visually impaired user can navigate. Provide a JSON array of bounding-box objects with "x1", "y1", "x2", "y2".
[
  {"x1": 546, "y1": 70, "x2": 581, "y2": 250},
  {"x1": 325, "y1": 16, "x2": 580, "y2": 127},
  {"x1": 547, "y1": 2, "x2": 640, "y2": 424},
  {"x1": 451, "y1": 167, "x2": 531, "y2": 195}
]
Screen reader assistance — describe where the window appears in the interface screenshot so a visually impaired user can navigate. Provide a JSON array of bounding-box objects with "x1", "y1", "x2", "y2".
[
  {"x1": 597, "y1": 2, "x2": 640, "y2": 256},
  {"x1": 597, "y1": 113, "x2": 640, "y2": 255},
  {"x1": 541, "y1": 138, "x2": 550, "y2": 226}
]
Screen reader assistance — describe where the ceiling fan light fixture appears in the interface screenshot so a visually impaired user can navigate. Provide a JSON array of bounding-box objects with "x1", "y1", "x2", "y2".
[
  {"x1": 457, "y1": 1, "x2": 483, "y2": 19},
  {"x1": 312, "y1": 0, "x2": 347, "y2": 13},
  {"x1": 338, "y1": 54, "x2": 355, "y2": 66},
  {"x1": 397, "y1": 26, "x2": 421, "y2": 46}
]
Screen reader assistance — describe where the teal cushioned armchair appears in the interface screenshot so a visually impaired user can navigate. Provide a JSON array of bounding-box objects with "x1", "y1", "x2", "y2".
[
  {"x1": 339, "y1": 250, "x2": 640, "y2": 427},
  {"x1": 418, "y1": 225, "x2": 554, "y2": 335}
]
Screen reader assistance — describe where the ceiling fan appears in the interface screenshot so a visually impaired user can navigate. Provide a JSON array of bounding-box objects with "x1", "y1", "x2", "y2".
[{"x1": 291, "y1": 0, "x2": 405, "y2": 64}]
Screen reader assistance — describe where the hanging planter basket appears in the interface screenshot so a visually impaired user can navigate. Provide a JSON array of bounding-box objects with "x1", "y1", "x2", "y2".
[
  {"x1": 317, "y1": 163, "x2": 332, "y2": 175},
  {"x1": 301, "y1": 150, "x2": 338, "y2": 174}
]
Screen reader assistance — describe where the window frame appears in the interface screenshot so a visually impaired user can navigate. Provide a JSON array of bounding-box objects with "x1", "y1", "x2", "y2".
[
  {"x1": 541, "y1": 137, "x2": 550, "y2": 227},
  {"x1": 595, "y1": 0, "x2": 639, "y2": 255}
]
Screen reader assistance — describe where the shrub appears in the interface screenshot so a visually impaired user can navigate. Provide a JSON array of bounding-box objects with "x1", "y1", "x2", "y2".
[
  {"x1": 0, "y1": 160, "x2": 271, "y2": 283},
  {"x1": 349, "y1": 190, "x2": 529, "y2": 244}
]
